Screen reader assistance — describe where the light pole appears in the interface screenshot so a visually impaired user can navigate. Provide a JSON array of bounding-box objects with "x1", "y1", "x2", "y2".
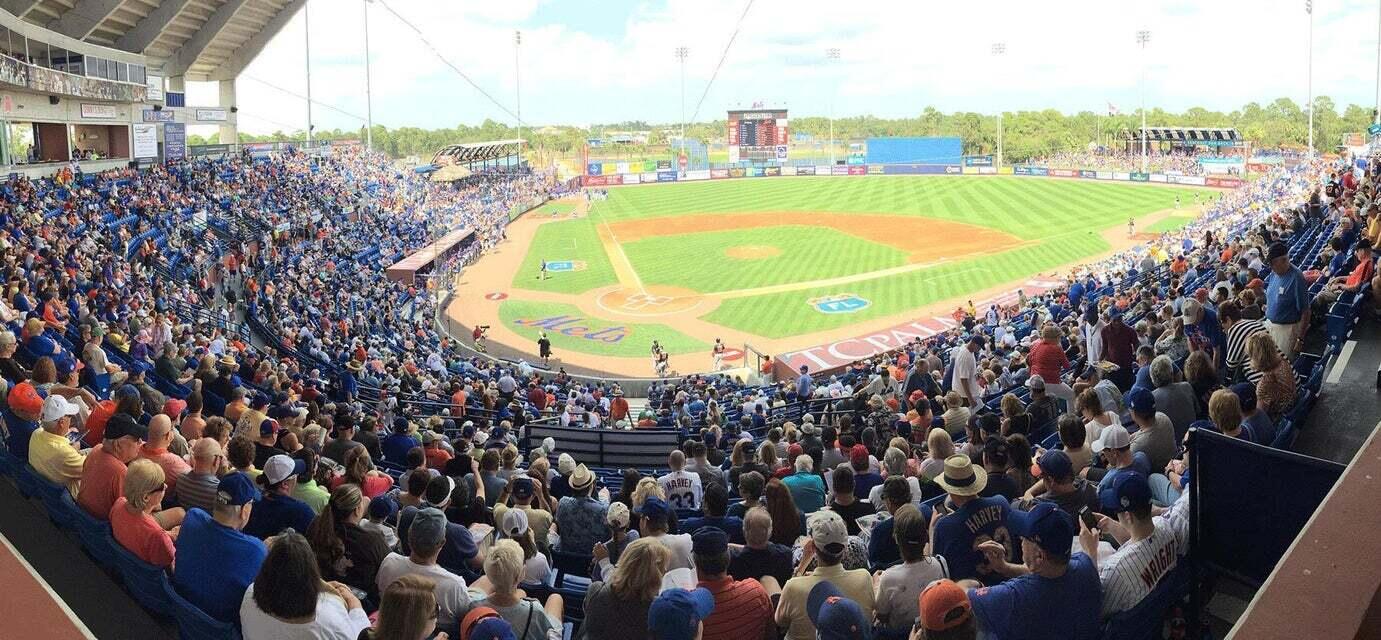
[
  {"x1": 304, "y1": 0, "x2": 313, "y2": 146},
  {"x1": 1375, "y1": 0, "x2": 1381, "y2": 129},
  {"x1": 515, "y1": 30, "x2": 522, "y2": 162},
  {"x1": 826, "y1": 47, "x2": 840, "y2": 165},
  {"x1": 1136, "y1": 30, "x2": 1150, "y2": 173},
  {"x1": 362, "y1": 0, "x2": 374, "y2": 151},
  {"x1": 675, "y1": 46, "x2": 688, "y2": 166},
  {"x1": 1306, "y1": 0, "x2": 1314, "y2": 156},
  {"x1": 991, "y1": 42, "x2": 1005, "y2": 169}
]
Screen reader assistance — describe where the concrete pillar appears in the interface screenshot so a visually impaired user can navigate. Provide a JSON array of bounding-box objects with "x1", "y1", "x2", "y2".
[
  {"x1": 167, "y1": 75, "x2": 185, "y2": 94},
  {"x1": 218, "y1": 78, "x2": 237, "y2": 145}
]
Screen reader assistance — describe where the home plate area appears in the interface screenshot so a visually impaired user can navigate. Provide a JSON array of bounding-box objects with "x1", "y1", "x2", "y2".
[{"x1": 595, "y1": 285, "x2": 706, "y2": 317}]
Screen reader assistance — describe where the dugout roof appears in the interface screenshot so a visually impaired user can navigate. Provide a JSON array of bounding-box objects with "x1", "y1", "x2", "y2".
[
  {"x1": 431, "y1": 139, "x2": 525, "y2": 167},
  {"x1": 1124, "y1": 127, "x2": 1242, "y2": 144}
]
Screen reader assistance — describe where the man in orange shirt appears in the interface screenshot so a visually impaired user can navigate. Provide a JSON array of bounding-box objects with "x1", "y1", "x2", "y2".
[
  {"x1": 693, "y1": 527, "x2": 776, "y2": 640},
  {"x1": 609, "y1": 388, "x2": 630, "y2": 423},
  {"x1": 1315, "y1": 238, "x2": 1373, "y2": 313},
  {"x1": 78, "y1": 414, "x2": 146, "y2": 520}
]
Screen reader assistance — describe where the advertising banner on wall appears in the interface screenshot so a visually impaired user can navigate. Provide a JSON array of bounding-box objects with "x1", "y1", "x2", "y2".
[
  {"x1": 729, "y1": 168, "x2": 746, "y2": 178},
  {"x1": 621, "y1": 173, "x2": 641, "y2": 184},
  {"x1": 1149, "y1": 174, "x2": 1167, "y2": 183},
  {"x1": 1013, "y1": 166, "x2": 1032, "y2": 175},
  {"x1": 641, "y1": 172, "x2": 660, "y2": 183},
  {"x1": 656, "y1": 160, "x2": 672, "y2": 170},
  {"x1": 964, "y1": 155, "x2": 994, "y2": 167},
  {"x1": 81, "y1": 103, "x2": 118, "y2": 119},
  {"x1": 1096, "y1": 171, "x2": 1113, "y2": 180},
  {"x1": 606, "y1": 175, "x2": 624, "y2": 185},
  {"x1": 746, "y1": 167, "x2": 763, "y2": 177},
  {"x1": 194, "y1": 108, "x2": 227, "y2": 122},
  {"x1": 1129, "y1": 172, "x2": 1150, "y2": 182},
  {"x1": 831, "y1": 166, "x2": 850, "y2": 175},
  {"x1": 163, "y1": 123, "x2": 186, "y2": 161},
  {"x1": 584, "y1": 175, "x2": 607, "y2": 186},
  {"x1": 710, "y1": 168, "x2": 730, "y2": 179},
  {"x1": 868, "y1": 164, "x2": 885, "y2": 174},
  {"x1": 146, "y1": 75, "x2": 164, "y2": 102},
  {"x1": 781, "y1": 166, "x2": 798, "y2": 176},
  {"x1": 1113, "y1": 172, "x2": 1131, "y2": 181},
  {"x1": 141, "y1": 109, "x2": 174, "y2": 122},
  {"x1": 684, "y1": 169, "x2": 711, "y2": 181},
  {"x1": 978, "y1": 166, "x2": 997, "y2": 174},
  {"x1": 1049, "y1": 169, "x2": 1077, "y2": 177},
  {"x1": 764, "y1": 166, "x2": 781, "y2": 177},
  {"x1": 586, "y1": 162, "x2": 602, "y2": 176},
  {"x1": 615, "y1": 162, "x2": 630, "y2": 174},
  {"x1": 815, "y1": 165, "x2": 833, "y2": 175},
  {"x1": 132, "y1": 123, "x2": 158, "y2": 158},
  {"x1": 997, "y1": 167, "x2": 1013, "y2": 175},
  {"x1": 190, "y1": 144, "x2": 230, "y2": 157},
  {"x1": 1205, "y1": 177, "x2": 1245, "y2": 188},
  {"x1": 1079, "y1": 170, "x2": 1097, "y2": 179},
  {"x1": 847, "y1": 165, "x2": 867, "y2": 175},
  {"x1": 962, "y1": 167, "x2": 980, "y2": 175}
]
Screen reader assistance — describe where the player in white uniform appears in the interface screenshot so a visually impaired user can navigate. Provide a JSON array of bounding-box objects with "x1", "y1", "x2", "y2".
[
  {"x1": 1079, "y1": 471, "x2": 1189, "y2": 620},
  {"x1": 656, "y1": 450, "x2": 703, "y2": 511}
]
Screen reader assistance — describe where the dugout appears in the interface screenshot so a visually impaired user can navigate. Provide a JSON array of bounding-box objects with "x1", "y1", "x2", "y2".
[
  {"x1": 1122, "y1": 126, "x2": 1246, "y2": 154},
  {"x1": 431, "y1": 138, "x2": 526, "y2": 173}
]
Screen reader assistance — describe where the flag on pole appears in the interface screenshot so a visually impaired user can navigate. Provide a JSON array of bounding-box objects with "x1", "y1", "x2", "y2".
[{"x1": 1108, "y1": 102, "x2": 1120, "y2": 116}]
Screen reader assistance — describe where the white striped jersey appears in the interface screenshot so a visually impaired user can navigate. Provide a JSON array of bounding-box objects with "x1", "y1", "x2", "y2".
[{"x1": 1098, "y1": 520, "x2": 1180, "y2": 619}]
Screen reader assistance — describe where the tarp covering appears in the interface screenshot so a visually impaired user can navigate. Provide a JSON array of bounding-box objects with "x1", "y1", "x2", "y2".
[{"x1": 384, "y1": 228, "x2": 474, "y2": 284}]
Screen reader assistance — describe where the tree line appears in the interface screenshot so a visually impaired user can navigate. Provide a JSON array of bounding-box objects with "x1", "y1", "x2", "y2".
[{"x1": 185, "y1": 96, "x2": 1373, "y2": 163}]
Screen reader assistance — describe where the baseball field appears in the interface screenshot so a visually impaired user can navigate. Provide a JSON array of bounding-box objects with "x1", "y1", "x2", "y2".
[{"x1": 452, "y1": 175, "x2": 1204, "y2": 372}]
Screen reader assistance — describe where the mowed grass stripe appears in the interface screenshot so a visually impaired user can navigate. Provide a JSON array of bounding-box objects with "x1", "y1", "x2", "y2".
[{"x1": 511, "y1": 217, "x2": 620, "y2": 293}]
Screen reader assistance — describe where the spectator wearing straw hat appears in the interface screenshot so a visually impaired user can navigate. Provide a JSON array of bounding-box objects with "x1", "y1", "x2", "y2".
[
  {"x1": 931, "y1": 455, "x2": 1013, "y2": 583},
  {"x1": 555, "y1": 463, "x2": 608, "y2": 555},
  {"x1": 965, "y1": 501, "x2": 1101, "y2": 640}
]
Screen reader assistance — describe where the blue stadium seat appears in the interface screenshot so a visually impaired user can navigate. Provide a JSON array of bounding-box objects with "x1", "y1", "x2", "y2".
[
  {"x1": 1100, "y1": 562, "x2": 1190, "y2": 640},
  {"x1": 70, "y1": 503, "x2": 121, "y2": 575},
  {"x1": 165, "y1": 580, "x2": 242, "y2": 640},
  {"x1": 110, "y1": 541, "x2": 176, "y2": 617},
  {"x1": 29, "y1": 467, "x2": 78, "y2": 530}
]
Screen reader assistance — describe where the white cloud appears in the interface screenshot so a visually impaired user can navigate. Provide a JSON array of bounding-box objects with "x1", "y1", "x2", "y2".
[{"x1": 186, "y1": 0, "x2": 1381, "y2": 135}]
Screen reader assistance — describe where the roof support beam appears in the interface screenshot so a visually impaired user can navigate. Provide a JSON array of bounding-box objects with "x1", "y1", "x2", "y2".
[
  {"x1": 114, "y1": 0, "x2": 192, "y2": 53},
  {"x1": 163, "y1": 0, "x2": 252, "y2": 78},
  {"x1": 207, "y1": 0, "x2": 306, "y2": 81},
  {"x1": 0, "y1": 0, "x2": 42, "y2": 18},
  {"x1": 47, "y1": 0, "x2": 124, "y2": 41}
]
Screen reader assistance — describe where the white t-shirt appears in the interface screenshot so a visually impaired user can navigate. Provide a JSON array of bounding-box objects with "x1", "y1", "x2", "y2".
[
  {"x1": 238, "y1": 586, "x2": 371, "y2": 640},
  {"x1": 374, "y1": 553, "x2": 471, "y2": 628},
  {"x1": 951, "y1": 346, "x2": 979, "y2": 401},
  {"x1": 874, "y1": 557, "x2": 949, "y2": 629},
  {"x1": 1098, "y1": 520, "x2": 1181, "y2": 619},
  {"x1": 652, "y1": 532, "x2": 695, "y2": 571},
  {"x1": 524, "y1": 552, "x2": 551, "y2": 585},
  {"x1": 1084, "y1": 411, "x2": 1120, "y2": 448},
  {"x1": 657, "y1": 470, "x2": 703, "y2": 511}
]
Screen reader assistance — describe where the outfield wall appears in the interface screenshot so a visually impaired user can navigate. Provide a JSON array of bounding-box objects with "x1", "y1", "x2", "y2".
[{"x1": 582, "y1": 163, "x2": 1246, "y2": 189}]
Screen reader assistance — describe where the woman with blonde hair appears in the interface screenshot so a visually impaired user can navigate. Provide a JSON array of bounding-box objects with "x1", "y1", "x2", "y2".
[
  {"x1": 920, "y1": 428, "x2": 954, "y2": 480},
  {"x1": 1208, "y1": 389, "x2": 1250, "y2": 440},
  {"x1": 580, "y1": 537, "x2": 668, "y2": 640},
  {"x1": 109, "y1": 459, "x2": 176, "y2": 568},
  {"x1": 474, "y1": 539, "x2": 563, "y2": 640},
  {"x1": 1248, "y1": 332, "x2": 1296, "y2": 418},
  {"x1": 360, "y1": 575, "x2": 439, "y2": 640}
]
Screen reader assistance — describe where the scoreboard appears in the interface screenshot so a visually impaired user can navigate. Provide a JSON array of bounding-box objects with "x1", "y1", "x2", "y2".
[{"x1": 727, "y1": 109, "x2": 788, "y2": 162}]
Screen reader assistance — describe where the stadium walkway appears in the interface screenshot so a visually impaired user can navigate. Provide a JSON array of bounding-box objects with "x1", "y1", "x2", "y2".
[
  {"x1": 0, "y1": 480, "x2": 175, "y2": 639},
  {"x1": 1296, "y1": 320, "x2": 1381, "y2": 464}
]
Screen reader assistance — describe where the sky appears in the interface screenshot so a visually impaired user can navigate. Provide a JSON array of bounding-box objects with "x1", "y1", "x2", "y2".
[{"x1": 185, "y1": 0, "x2": 1381, "y2": 136}]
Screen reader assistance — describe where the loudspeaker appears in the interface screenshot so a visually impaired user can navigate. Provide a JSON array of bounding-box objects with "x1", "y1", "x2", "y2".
[
  {"x1": 230, "y1": 106, "x2": 238, "y2": 113},
  {"x1": 48, "y1": 96, "x2": 58, "y2": 105},
  {"x1": 153, "y1": 104, "x2": 162, "y2": 111}
]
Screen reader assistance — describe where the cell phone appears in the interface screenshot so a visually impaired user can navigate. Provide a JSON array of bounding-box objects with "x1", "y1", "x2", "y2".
[{"x1": 1078, "y1": 506, "x2": 1098, "y2": 530}]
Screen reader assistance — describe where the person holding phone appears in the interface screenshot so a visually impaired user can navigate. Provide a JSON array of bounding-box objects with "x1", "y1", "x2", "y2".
[{"x1": 1077, "y1": 471, "x2": 1187, "y2": 621}]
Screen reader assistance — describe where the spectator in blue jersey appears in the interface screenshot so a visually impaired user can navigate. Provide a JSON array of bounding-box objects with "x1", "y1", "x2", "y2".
[
  {"x1": 964, "y1": 501, "x2": 1101, "y2": 640},
  {"x1": 781, "y1": 455, "x2": 826, "y2": 515},
  {"x1": 931, "y1": 455, "x2": 1013, "y2": 583},
  {"x1": 796, "y1": 365, "x2": 813, "y2": 399},
  {"x1": 1232, "y1": 383, "x2": 1276, "y2": 446},
  {"x1": 173, "y1": 472, "x2": 267, "y2": 623},
  {"x1": 1262, "y1": 241, "x2": 1310, "y2": 361},
  {"x1": 1180, "y1": 298, "x2": 1225, "y2": 370},
  {"x1": 243, "y1": 454, "x2": 317, "y2": 539},
  {"x1": 681, "y1": 483, "x2": 745, "y2": 544}
]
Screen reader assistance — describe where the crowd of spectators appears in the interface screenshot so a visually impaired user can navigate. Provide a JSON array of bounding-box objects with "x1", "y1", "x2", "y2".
[{"x1": 1027, "y1": 148, "x2": 1214, "y2": 175}]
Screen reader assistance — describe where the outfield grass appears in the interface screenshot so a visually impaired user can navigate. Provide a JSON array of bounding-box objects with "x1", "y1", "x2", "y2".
[
  {"x1": 622, "y1": 226, "x2": 908, "y2": 293},
  {"x1": 529, "y1": 201, "x2": 576, "y2": 216},
  {"x1": 498, "y1": 300, "x2": 707, "y2": 357},
  {"x1": 1143, "y1": 215, "x2": 1197, "y2": 234},
  {"x1": 512, "y1": 217, "x2": 620, "y2": 293}
]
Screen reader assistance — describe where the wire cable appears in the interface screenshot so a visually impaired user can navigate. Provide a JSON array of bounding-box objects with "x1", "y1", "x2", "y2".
[
  {"x1": 241, "y1": 75, "x2": 369, "y2": 122},
  {"x1": 687, "y1": 0, "x2": 757, "y2": 125}
]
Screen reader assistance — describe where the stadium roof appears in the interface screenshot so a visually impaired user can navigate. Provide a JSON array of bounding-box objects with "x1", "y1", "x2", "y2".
[
  {"x1": 1123, "y1": 126, "x2": 1242, "y2": 143},
  {"x1": 431, "y1": 139, "x2": 525, "y2": 166},
  {"x1": 2, "y1": 0, "x2": 307, "y2": 81}
]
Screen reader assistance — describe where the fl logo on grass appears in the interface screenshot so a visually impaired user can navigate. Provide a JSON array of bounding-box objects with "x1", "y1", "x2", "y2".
[{"x1": 808, "y1": 294, "x2": 870, "y2": 314}]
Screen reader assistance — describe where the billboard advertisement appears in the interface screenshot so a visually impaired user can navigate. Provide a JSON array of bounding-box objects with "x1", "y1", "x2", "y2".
[
  {"x1": 1113, "y1": 172, "x2": 1131, "y2": 181},
  {"x1": 1096, "y1": 171, "x2": 1114, "y2": 180},
  {"x1": 1014, "y1": 166, "x2": 1032, "y2": 175},
  {"x1": 997, "y1": 167, "x2": 1014, "y2": 175},
  {"x1": 747, "y1": 167, "x2": 763, "y2": 177},
  {"x1": 1129, "y1": 172, "x2": 1150, "y2": 182},
  {"x1": 710, "y1": 168, "x2": 730, "y2": 179},
  {"x1": 964, "y1": 155, "x2": 994, "y2": 167},
  {"x1": 1149, "y1": 174, "x2": 1167, "y2": 183},
  {"x1": 132, "y1": 123, "x2": 158, "y2": 158},
  {"x1": 1028, "y1": 167, "x2": 1048, "y2": 176},
  {"x1": 781, "y1": 166, "x2": 798, "y2": 176},
  {"x1": 1206, "y1": 177, "x2": 1245, "y2": 188},
  {"x1": 764, "y1": 166, "x2": 781, "y2": 177},
  {"x1": 584, "y1": 175, "x2": 607, "y2": 186},
  {"x1": 586, "y1": 162, "x2": 602, "y2": 176},
  {"x1": 194, "y1": 108, "x2": 227, "y2": 122},
  {"x1": 962, "y1": 167, "x2": 980, "y2": 175},
  {"x1": 868, "y1": 164, "x2": 885, "y2": 174},
  {"x1": 684, "y1": 169, "x2": 711, "y2": 181},
  {"x1": 796, "y1": 166, "x2": 816, "y2": 176},
  {"x1": 1049, "y1": 169, "x2": 1077, "y2": 177},
  {"x1": 643, "y1": 160, "x2": 659, "y2": 172},
  {"x1": 847, "y1": 165, "x2": 867, "y2": 175},
  {"x1": 163, "y1": 123, "x2": 186, "y2": 161},
  {"x1": 641, "y1": 172, "x2": 660, "y2": 183},
  {"x1": 977, "y1": 167, "x2": 997, "y2": 174},
  {"x1": 831, "y1": 166, "x2": 850, "y2": 175},
  {"x1": 729, "y1": 168, "x2": 746, "y2": 178},
  {"x1": 615, "y1": 162, "x2": 630, "y2": 174},
  {"x1": 1079, "y1": 170, "x2": 1097, "y2": 179},
  {"x1": 656, "y1": 160, "x2": 672, "y2": 170},
  {"x1": 622, "y1": 173, "x2": 641, "y2": 184},
  {"x1": 605, "y1": 175, "x2": 624, "y2": 185},
  {"x1": 141, "y1": 109, "x2": 174, "y2": 122},
  {"x1": 815, "y1": 165, "x2": 834, "y2": 175}
]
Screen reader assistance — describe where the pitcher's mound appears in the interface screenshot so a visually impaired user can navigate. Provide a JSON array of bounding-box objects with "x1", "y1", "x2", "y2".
[
  {"x1": 596, "y1": 285, "x2": 706, "y2": 317},
  {"x1": 725, "y1": 245, "x2": 782, "y2": 260}
]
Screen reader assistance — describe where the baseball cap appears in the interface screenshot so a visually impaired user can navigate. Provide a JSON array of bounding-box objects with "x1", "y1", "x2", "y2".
[
  {"x1": 1024, "y1": 374, "x2": 1046, "y2": 392},
  {"x1": 8, "y1": 381, "x2": 44, "y2": 416},
  {"x1": 470, "y1": 617, "x2": 517, "y2": 640},
  {"x1": 1007, "y1": 501, "x2": 1076, "y2": 556},
  {"x1": 635, "y1": 496, "x2": 670, "y2": 520},
  {"x1": 410, "y1": 507, "x2": 448, "y2": 548},
  {"x1": 807, "y1": 510, "x2": 849, "y2": 554},
  {"x1": 557, "y1": 453, "x2": 576, "y2": 476},
  {"x1": 606, "y1": 501, "x2": 631, "y2": 529},
  {"x1": 1098, "y1": 470, "x2": 1152, "y2": 514},
  {"x1": 420, "y1": 430, "x2": 436, "y2": 444},
  {"x1": 368, "y1": 495, "x2": 398, "y2": 520},
  {"x1": 1128, "y1": 388, "x2": 1155, "y2": 415},
  {"x1": 215, "y1": 472, "x2": 260, "y2": 507},
  {"x1": 968, "y1": 334, "x2": 986, "y2": 346},
  {"x1": 1031, "y1": 449, "x2": 1073, "y2": 481},
  {"x1": 259, "y1": 418, "x2": 280, "y2": 437},
  {"x1": 40, "y1": 394, "x2": 80, "y2": 423},
  {"x1": 262, "y1": 454, "x2": 306, "y2": 485},
  {"x1": 1091, "y1": 424, "x2": 1132, "y2": 453},
  {"x1": 105, "y1": 413, "x2": 149, "y2": 441},
  {"x1": 919, "y1": 579, "x2": 972, "y2": 632},
  {"x1": 250, "y1": 393, "x2": 270, "y2": 409},
  {"x1": 1230, "y1": 382, "x2": 1257, "y2": 413},
  {"x1": 461, "y1": 607, "x2": 510, "y2": 640},
  {"x1": 424, "y1": 475, "x2": 456, "y2": 505},
  {"x1": 1266, "y1": 242, "x2": 1289, "y2": 262},
  {"x1": 648, "y1": 588, "x2": 715, "y2": 640},
  {"x1": 691, "y1": 527, "x2": 729, "y2": 556},
  {"x1": 501, "y1": 508, "x2": 529, "y2": 537},
  {"x1": 806, "y1": 582, "x2": 872, "y2": 640},
  {"x1": 511, "y1": 476, "x2": 534, "y2": 500}
]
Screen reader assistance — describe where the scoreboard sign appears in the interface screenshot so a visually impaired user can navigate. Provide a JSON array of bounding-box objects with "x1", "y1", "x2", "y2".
[{"x1": 728, "y1": 109, "x2": 788, "y2": 162}]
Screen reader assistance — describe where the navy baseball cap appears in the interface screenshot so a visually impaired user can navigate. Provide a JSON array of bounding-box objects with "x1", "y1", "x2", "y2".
[
  {"x1": 1128, "y1": 387, "x2": 1155, "y2": 415},
  {"x1": 1230, "y1": 382, "x2": 1257, "y2": 413},
  {"x1": 648, "y1": 588, "x2": 715, "y2": 640},
  {"x1": 216, "y1": 472, "x2": 260, "y2": 507},
  {"x1": 511, "y1": 476, "x2": 534, "y2": 500},
  {"x1": 806, "y1": 582, "x2": 872, "y2": 640},
  {"x1": 1031, "y1": 449, "x2": 1073, "y2": 481},
  {"x1": 691, "y1": 527, "x2": 729, "y2": 556},
  {"x1": 368, "y1": 495, "x2": 398, "y2": 520},
  {"x1": 968, "y1": 334, "x2": 986, "y2": 346},
  {"x1": 635, "y1": 496, "x2": 670, "y2": 520},
  {"x1": 1099, "y1": 470, "x2": 1152, "y2": 514},
  {"x1": 1007, "y1": 501, "x2": 1075, "y2": 556},
  {"x1": 470, "y1": 617, "x2": 517, "y2": 640}
]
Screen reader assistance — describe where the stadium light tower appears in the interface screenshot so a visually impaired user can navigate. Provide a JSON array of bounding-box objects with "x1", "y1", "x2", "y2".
[
  {"x1": 305, "y1": 0, "x2": 314, "y2": 146},
  {"x1": 826, "y1": 47, "x2": 841, "y2": 165},
  {"x1": 991, "y1": 42, "x2": 1005, "y2": 169},
  {"x1": 515, "y1": 31, "x2": 523, "y2": 153},
  {"x1": 1136, "y1": 30, "x2": 1150, "y2": 173},
  {"x1": 1306, "y1": 0, "x2": 1314, "y2": 156},
  {"x1": 1375, "y1": 0, "x2": 1381, "y2": 129},
  {"x1": 676, "y1": 47, "x2": 688, "y2": 163},
  {"x1": 362, "y1": 0, "x2": 374, "y2": 151}
]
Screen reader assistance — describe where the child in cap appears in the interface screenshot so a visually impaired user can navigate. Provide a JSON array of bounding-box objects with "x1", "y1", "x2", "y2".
[
  {"x1": 648, "y1": 587, "x2": 716, "y2": 640},
  {"x1": 500, "y1": 508, "x2": 550, "y2": 584},
  {"x1": 601, "y1": 501, "x2": 640, "y2": 566},
  {"x1": 917, "y1": 579, "x2": 975, "y2": 640},
  {"x1": 361, "y1": 494, "x2": 400, "y2": 550}
]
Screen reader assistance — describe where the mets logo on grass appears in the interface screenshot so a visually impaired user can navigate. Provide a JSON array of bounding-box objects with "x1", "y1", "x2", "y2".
[
  {"x1": 543, "y1": 260, "x2": 586, "y2": 273},
  {"x1": 512, "y1": 315, "x2": 628, "y2": 343},
  {"x1": 809, "y1": 294, "x2": 871, "y2": 315}
]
